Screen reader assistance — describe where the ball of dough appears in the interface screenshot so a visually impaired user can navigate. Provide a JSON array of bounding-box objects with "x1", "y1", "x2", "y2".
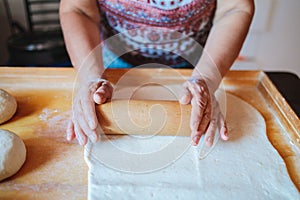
[
  {"x1": 0, "y1": 89, "x2": 17, "y2": 124},
  {"x1": 0, "y1": 129, "x2": 26, "y2": 182}
]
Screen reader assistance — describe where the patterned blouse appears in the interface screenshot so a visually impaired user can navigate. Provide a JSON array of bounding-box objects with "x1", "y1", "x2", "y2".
[{"x1": 98, "y1": 0, "x2": 216, "y2": 67}]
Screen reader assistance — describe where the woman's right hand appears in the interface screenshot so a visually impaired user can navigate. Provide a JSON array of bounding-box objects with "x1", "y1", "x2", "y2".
[{"x1": 66, "y1": 78, "x2": 113, "y2": 145}]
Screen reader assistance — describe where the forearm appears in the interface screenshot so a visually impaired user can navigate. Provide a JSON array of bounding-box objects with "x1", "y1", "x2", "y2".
[
  {"x1": 193, "y1": 0, "x2": 254, "y2": 91},
  {"x1": 60, "y1": 0, "x2": 104, "y2": 81}
]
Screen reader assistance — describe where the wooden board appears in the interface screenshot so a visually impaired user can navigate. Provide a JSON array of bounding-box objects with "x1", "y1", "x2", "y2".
[
  {"x1": 0, "y1": 67, "x2": 299, "y2": 199},
  {"x1": 0, "y1": 68, "x2": 87, "y2": 199}
]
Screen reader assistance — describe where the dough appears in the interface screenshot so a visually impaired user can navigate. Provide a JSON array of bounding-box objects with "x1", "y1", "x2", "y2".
[
  {"x1": 84, "y1": 92, "x2": 299, "y2": 199},
  {"x1": 0, "y1": 129, "x2": 26, "y2": 182},
  {"x1": 0, "y1": 89, "x2": 17, "y2": 124}
]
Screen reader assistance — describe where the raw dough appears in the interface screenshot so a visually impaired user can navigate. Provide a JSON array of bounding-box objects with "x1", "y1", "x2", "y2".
[
  {"x1": 85, "y1": 90, "x2": 299, "y2": 199},
  {"x1": 0, "y1": 89, "x2": 17, "y2": 124},
  {"x1": 0, "y1": 129, "x2": 26, "y2": 182}
]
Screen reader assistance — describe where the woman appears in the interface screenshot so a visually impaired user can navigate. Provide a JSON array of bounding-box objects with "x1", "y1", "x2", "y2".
[{"x1": 60, "y1": 0, "x2": 254, "y2": 146}]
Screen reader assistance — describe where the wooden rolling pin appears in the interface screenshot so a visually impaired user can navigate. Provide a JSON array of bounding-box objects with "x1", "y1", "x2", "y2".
[{"x1": 96, "y1": 100, "x2": 191, "y2": 136}]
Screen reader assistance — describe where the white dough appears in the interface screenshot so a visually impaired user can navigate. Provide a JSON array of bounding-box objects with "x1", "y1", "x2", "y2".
[
  {"x1": 85, "y1": 92, "x2": 299, "y2": 200},
  {"x1": 0, "y1": 129, "x2": 26, "y2": 182},
  {"x1": 0, "y1": 89, "x2": 17, "y2": 124}
]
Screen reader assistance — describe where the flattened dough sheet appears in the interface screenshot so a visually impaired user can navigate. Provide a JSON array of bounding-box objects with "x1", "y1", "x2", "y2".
[{"x1": 84, "y1": 93, "x2": 299, "y2": 200}]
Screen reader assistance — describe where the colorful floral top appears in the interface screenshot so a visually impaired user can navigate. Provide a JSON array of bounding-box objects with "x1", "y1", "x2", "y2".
[{"x1": 98, "y1": 0, "x2": 216, "y2": 67}]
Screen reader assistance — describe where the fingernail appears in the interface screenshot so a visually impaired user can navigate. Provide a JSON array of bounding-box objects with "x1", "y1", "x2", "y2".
[
  {"x1": 179, "y1": 96, "x2": 185, "y2": 103},
  {"x1": 66, "y1": 133, "x2": 71, "y2": 141},
  {"x1": 191, "y1": 140, "x2": 197, "y2": 146},
  {"x1": 89, "y1": 121, "x2": 95, "y2": 129},
  {"x1": 180, "y1": 94, "x2": 186, "y2": 100},
  {"x1": 90, "y1": 133, "x2": 98, "y2": 143},
  {"x1": 191, "y1": 135, "x2": 200, "y2": 146},
  {"x1": 223, "y1": 128, "x2": 229, "y2": 139},
  {"x1": 93, "y1": 93, "x2": 100, "y2": 104},
  {"x1": 224, "y1": 130, "x2": 228, "y2": 137},
  {"x1": 94, "y1": 92, "x2": 105, "y2": 104},
  {"x1": 206, "y1": 136, "x2": 213, "y2": 147},
  {"x1": 206, "y1": 136, "x2": 211, "y2": 143}
]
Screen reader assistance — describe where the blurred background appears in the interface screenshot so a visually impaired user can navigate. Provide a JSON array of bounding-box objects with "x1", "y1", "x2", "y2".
[{"x1": 0, "y1": 0, "x2": 299, "y2": 76}]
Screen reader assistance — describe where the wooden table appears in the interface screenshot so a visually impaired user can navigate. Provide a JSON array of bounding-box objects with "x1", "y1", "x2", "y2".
[{"x1": 0, "y1": 68, "x2": 299, "y2": 199}]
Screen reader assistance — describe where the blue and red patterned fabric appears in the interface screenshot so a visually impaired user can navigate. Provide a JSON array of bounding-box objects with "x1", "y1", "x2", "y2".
[{"x1": 98, "y1": 0, "x2": 216, "y2": 67}]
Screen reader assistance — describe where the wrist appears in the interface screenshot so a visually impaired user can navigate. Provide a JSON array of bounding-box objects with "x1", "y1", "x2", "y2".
[
  {"x1": 191, "y1": 65, "x2": 223, "y2": 93},
  {"x1": 76, "y1": 66, "x2": 105, "y2": 84}
]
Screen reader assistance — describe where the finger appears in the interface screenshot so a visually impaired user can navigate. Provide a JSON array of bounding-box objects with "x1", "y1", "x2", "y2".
[
  {"x1": 204, "y1": 119, "x2": 218, "y2": 147},
  {"x1": 93, "y1": 90, "x2": 106, "y2": 105},
  {"x1": 189, "y1": 87, "x2": 208, "y2": 145},
  {"x1": 74, "y1": 122, "x2": 87, "y2": 146},
  {"x1": 190, "y1": 97, "x2": 205, "y2": 131},
  {"x1": 191, "y1": 109, "x2": 211, "y2": 146},
  {"x1": 78, "y1": 101, "x2": 98, "y2": 143},
  {"x1": 94, "y1": 82, "x2": 113, "y2": 104},
  {"x1": 190, "y1": 98, "x2": 206, "y2": 146},
  {"x1": 66, "y1": 120, "x2": 75, "y2": 141},
  {"x1": 197, "y1": 93, "x2": 212, "y2": 134},
  {"x1": 179, "y1": 83, "x2": 192, "y2": 105},
  {"x1": 218, "y1": 114, "x2": 229, "y2": 141},
  {"x1": 191, "y1": 131, "x2": 202, "y2": 146},
  {"x1": 197, "y1": 110, "x2": 211, "y2": 136},
  {"x1": 76, "y1": 103, "x2": 98, "y2": 143},
  {"x1": 81, "y1": 91, "x2": 98, "y2": 130}
]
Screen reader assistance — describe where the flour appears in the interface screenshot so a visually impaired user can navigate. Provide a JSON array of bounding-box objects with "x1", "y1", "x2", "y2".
[{"x1": 84, "y1": 93, "x2": 299, "y2": 199}]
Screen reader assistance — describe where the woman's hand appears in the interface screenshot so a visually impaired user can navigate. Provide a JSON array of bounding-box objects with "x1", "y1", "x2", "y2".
[
  {"x1": 67, "y1": 79, "x2": 113, "y2": 145},
  {"x1": 179, "y1": 78, "x2": 228, "y2": 147}
]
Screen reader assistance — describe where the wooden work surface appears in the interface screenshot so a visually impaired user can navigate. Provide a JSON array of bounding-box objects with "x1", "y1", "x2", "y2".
[{"x1": 0, "y1": 67, "x2": 299, "y2": 199}]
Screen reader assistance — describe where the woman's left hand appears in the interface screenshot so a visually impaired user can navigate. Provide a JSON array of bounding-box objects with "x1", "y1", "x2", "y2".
[{"x1": 179, "y1": 78, "x2": 228, "y2": 146}]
